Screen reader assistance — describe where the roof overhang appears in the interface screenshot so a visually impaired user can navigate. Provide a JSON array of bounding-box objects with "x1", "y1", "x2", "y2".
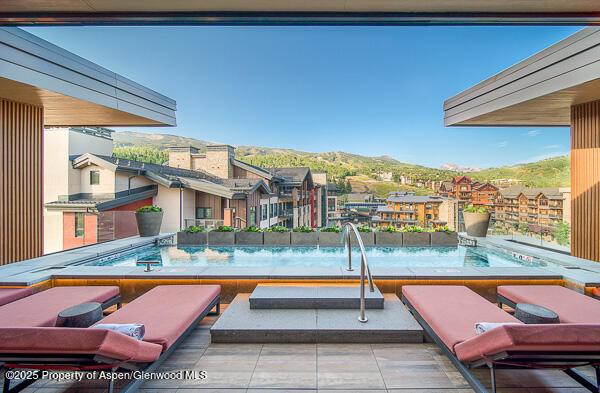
[
  {"x1": 444, "y1": 27, "x2": 600, "y2": 127},
  {"x1": 179, "y1": 177, "x2": 235, "y2": 199},
  {"x1": 0, "y1": 27, "x2": 176, "y2": 126},
  {"x1": 2, "y1": 2, "x2": 600, "y2": 25}
]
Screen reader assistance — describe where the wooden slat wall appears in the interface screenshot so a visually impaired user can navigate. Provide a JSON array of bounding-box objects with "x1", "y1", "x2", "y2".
[
  {"x1": 571, "y1": 100, "x2": 600, "y2": 262},
  {"x1": 0, "y1": 98, "x2": 43, "y2": 265}
]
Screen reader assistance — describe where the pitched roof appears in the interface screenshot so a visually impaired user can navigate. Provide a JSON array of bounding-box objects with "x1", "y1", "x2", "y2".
[
  {"x1": 453, "y1": 175, "x2": 472, "y2": 184},
  {"x1": 499, "y1": 186, "x2": 564, "y2": 200},
  {"x1": 232, "y1": 159, "x2": 277, "y2": 180},
  {"x1": 268, "y1": 167, "x2": 313, "y2": 187},
  {"x1": 387, "y1": 195, "x2": 445, "y2": 203}
]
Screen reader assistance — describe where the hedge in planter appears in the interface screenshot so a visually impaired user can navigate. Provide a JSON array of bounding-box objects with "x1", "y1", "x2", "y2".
[
  {"x1": 349, "y1": 226, "x2": 375, "y2": 246},
  {"x1": 135, "y1": 205, "x2": 163, "y2": 237},
  {"x1": 375, "y1": 226, "x2": 403, "y2": 246},
  {"x1": 208, "y1": 226, "x2": 235, "y2": 245},
  {"x1": 177, "y1": 226, "x2": 207, "y2": 245},
  {"x1": 401, "y1": 225, "x2": 430, "y2": 246},
  {"x1": 318, "y1": 227, "x2": 343, "y2": 247},
  {"x1": 291, "y1": 226, "x2": 318, "y2": 246},
  {"x1": 236, "y1": 226, "x2": 264, "y2": 245},
  {"x1": 263, "y1": 225, "x2": 291, "y2": 245},
  {"x1": 430, "y1": 225, "x2": 458, "y2": 246}
]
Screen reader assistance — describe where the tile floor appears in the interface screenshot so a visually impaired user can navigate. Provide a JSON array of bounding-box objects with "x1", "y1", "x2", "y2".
[{"x1": 5, "y1": 306, "x2": 593, "y2": 393}]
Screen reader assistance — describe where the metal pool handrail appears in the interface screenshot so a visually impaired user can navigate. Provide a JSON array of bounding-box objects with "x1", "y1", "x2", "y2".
[{"x1": 342, "y1": 222, "x2": 375, "y2": 323}]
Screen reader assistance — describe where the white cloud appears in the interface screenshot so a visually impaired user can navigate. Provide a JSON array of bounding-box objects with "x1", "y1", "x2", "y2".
[
  {"x1": 525, "y1": 129, "x2": 541, "y2": 137},
  {"x1": 497, "y1": 141, "x2": 509, "y2": 148},
  {"x1": 543, "y1": 144, "x2": 561, "y2": 149}
]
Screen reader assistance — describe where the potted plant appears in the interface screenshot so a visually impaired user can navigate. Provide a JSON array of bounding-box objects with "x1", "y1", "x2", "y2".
[
  {"x1": 208, "y1": 225, "x2": 236, "y2": 245},
  {"x1": 177, "y1": 225, "x2": 207, "y2": 245},
  {"x1": 430, "y1": 225, "x2": 458, "y2": 246},
  {"x1": 291, "y1": 225, "x2": 318, "y2": 246},
  {"x1": 463, "y1": 205, "x2": 491, "y2": 237},
  {"x1": 135, "y1": 205, "x2": 163, "y2": 237},
  {"x1": 263, "y1": 225, "x2": 291, "y2": 246},
  {"x1": 318, "y1": 226, "x2": 343, "y2": 247},
  {"x1": 401, "y1": 225, "x2": 430, "y2": 246},
  {"x1": 235, "y1": 225, "x2": 264, "y2": 245},
  {"x1": 349, "y1": 225, "x2": 375, "y2": 246},
  {"x1": 375, "y1": 225, "x2": 403, "y2": 246}
]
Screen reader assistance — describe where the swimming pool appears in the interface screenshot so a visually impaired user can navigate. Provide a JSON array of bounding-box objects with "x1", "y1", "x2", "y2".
[{"x1": 87, "y1": 245, "x2": 546, "y2": 268}]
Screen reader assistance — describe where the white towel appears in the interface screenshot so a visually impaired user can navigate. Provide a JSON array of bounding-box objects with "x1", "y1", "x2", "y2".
[
  {"x1": 475, "y1": 322, "x2": 520, "y2": 335},
  {"x1": 94, "y1": 324, "x2": 145, "y2": 340}
]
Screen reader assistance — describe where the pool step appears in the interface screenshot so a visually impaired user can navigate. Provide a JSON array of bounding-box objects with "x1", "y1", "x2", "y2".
[
  {"x1": 249, "y1": 284, "x2": 384, "y2": 309},
  {"x1": 211, "y1": 293, "x2": 423, "y2": 343}
]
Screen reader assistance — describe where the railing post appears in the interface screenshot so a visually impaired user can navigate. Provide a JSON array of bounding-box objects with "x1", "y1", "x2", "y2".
[
  {"x1": 359, "y1": 254, "x2": 367, "y2": 323},
  {"x1": 346, "y1": 231, "x2": 353, "y2": 271}
]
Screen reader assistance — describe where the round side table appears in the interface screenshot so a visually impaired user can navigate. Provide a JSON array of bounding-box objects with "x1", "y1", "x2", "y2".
[
  {"x1": 514, "y1": 303, "x2": 559, "y2": 324},
  {"x1": 56, "y1": 302, "x2": 103, "y2": 328}
]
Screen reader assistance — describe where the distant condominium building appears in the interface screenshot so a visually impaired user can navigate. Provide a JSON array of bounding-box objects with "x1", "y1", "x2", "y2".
[
  {"x1": 167, "y1": 145, "x2": 324, "y2": 230},
  {"x1": 438, "y1": 176, "x2": 499, "y2": 208},
  {"x1": 373, "y1": 192, "x2": 457, "y2": 229},
  {"x1": 494, "y1": 186, "x2": 571, "y2": 232}
]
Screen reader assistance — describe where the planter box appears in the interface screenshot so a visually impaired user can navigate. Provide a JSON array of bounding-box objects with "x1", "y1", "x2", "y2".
[
  {"x1": 318, "y1": 232, "x2": 343, "y2": 247},
  {"x1": 235, "y1": 232, "x2": 264, "y2": 245},
  {"x1": 291, "y1": 232, "x2": 318, "y2": 246},
  {"x1": 350, "y1": 232, "x2": 375, "y2": 246},
  {"x1": 208, "y1": 231, "x2": 235, "y2": 245},
  {"x1": 263, "y1": 232, "x2": 291, "y2": 246},
  {"x1": 464, "y1": 212, "x2": 491, "y2": 237},
  {"x1": 430, "y1": 232, "x2": 458, "y2": 246},
  {"x1": 177, "y1": 231, "x2": 207, "y2": 245},
  {"x1": 402, "y1": 232, "x2": 431, "y2": 246},
  {"x1": 375, "y1": 232, "x2": 403, "y2": 246},
  {"x1": 135, "y1": 211, "x2": 163, "y2": 237}
]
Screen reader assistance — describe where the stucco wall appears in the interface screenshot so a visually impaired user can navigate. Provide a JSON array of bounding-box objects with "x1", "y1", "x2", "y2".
[{"x1": 153, "y1": 185, "x2": 195, "y2": 233}]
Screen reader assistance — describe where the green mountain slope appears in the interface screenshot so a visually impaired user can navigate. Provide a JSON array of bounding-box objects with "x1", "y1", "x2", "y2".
[{"x1": 469, "y1": 156, "x2": 570, "y2": 187}]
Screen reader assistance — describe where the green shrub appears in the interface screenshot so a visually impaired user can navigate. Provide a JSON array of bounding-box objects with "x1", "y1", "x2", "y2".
[
  {"x1": 402, "y1": 225, "x2": 424, "y2": 233},
  {"x1": 184, "y1": 226, "x2": 205, "y2": 233},
  {"x1": 245, "y1": 225, "x2": 261, "y2": 232},
  {"x1": 266, "y1": 225, "x2": 290, "y2": 233},
  {"x1": 293, "y1": 226, "x2": 314, "y2": 233},
  {"x1": 554, "y1": 221, "x2": 570, "y2": 246},
  {"x1": 463, "y1": 204, "x2": 488, "y2": 214},
  {"x1": 213, "y1": 225, "x2": 234, "y2": 232},
  {"x1": 434, "y1": 225, "x2": 452, "y2": 234},
  {"x1": 137, "y1": 205, "x2": 162, "y2": 213},
  {"x1": 382, "y1": 226, "x2": 400, "y2": 233},
  {"x1": 357, "y1": 225, "x2": 373, "y2": 233},
  {"x1": 518, "y1": 222, "x2": 529, "y2": 234},
  {"x1": 320, "y1": 226, "x2": 341, "y2": 233}
]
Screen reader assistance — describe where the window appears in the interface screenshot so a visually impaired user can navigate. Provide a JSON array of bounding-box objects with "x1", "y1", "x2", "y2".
[
  {"x1": 74, "y1": 212, "x2": 85, "y2": 238},
  {"x1": 249, "y1": 207, "x2": 256, "y2": 225},
  {"x1": 90, "y1": 170, "x2": 100, "y2": 185},
  {"x1": 196, "y1": 207, "x2": 213, "y2": 219},
  {"x1": 260, "y1": 205, "x2": 268, "y2": 221}
]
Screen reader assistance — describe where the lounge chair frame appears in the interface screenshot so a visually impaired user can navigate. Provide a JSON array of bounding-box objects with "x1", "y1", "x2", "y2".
[
  {"x1": 1, "y1": 294, "x2": 220, "y2": 393},
  {"x1": 402, "y1": 294, "x2": 600, "y2": 393}
]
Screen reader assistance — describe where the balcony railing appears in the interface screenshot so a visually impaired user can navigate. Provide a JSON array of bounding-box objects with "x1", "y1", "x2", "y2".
[{"x1": 184, "y1": 219, "x2": 225, "y2": 230}]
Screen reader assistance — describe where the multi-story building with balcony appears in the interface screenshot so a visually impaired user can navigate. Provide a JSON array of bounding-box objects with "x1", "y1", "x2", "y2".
[
  {"x1": 438, "y1": 176, "x2": 498, "y2": 206},
  {"x1": 373, "y1": 192, "x2": 452, "y2": 229},
  {"x1": 494, "y1": 186, "x2": 571, "y2": 233}
]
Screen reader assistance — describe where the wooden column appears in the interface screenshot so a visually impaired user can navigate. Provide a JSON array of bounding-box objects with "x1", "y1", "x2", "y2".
[
  {"x1": 571, "y1": 100, "x2": 600, "y2": 262},
  {"x1": 0, "y1": 98, "x2": 44, "y2": 265}
]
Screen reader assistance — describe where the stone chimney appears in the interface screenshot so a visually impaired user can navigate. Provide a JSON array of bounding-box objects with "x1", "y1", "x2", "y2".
[
  {"x1": 167, "y1": 146, "x2": 198, "y2": 170},
  {"x1": 200, "y1": 145, "x2": 235, "y2": 179}
]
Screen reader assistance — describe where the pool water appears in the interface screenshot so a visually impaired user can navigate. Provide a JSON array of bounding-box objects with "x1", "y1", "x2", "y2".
[{"x1": 88, "y1": 245, "x2": 546, "y2": 268}]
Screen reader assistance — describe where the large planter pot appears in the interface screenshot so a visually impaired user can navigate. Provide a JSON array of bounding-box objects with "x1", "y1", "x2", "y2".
[
  {"x1": 463, "y1": 212, "x2": 491, "y2": 237},
  {"x1": 208, "y1": 231, "x2": 235, "y2": 245},
  {"x1": 375, "y1": 232, "x2": 403, "y2": 246},
  {"x1": 177, "y1": 231, "x2": 207, "y2": 245},
  {"x1": 235, "y1": 232, "x2": 264, "y2": 245},
  {"x1": 350, "y1": 232, "x2": 375, "y2": 246},
  {"x1": 291, "y1": 232, "x2": 318, "y2": 246},
  {"x1": 318, "y1": 232, "x2": 343, "y2": 247},
  {"x1": 263, "y1": 232, "x2": 291, "y2": 246},
  {"x1": 430, "y1": 232, "x2": 458, "y2": 246},
  {"x1": 135, "y1": 211, "x2": 163, "y2": 237},
  {"x1": 402, "y1": 232, "x2": 431, "y2": 246}
]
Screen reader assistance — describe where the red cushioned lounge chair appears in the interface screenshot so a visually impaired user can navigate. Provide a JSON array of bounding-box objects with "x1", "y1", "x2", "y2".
[
  {"x1": 0, "y1": 286, "x2": 122, "y2": 327},
  {"x1": 0, "y1": 285, "x2": 220, "y2": 393},
  {"x1": 497, "y1": 285, "x2": 600, "y2": 323},
  {"x1": 402, "y1": 285, "x2": 600, "y2": 393},
  {"x1": 0, "y1": 288, "x2": 33, "y2": 307}
]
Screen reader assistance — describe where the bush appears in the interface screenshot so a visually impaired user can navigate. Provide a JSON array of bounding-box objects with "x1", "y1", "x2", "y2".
[
  {"x1": 357, "y1": 225, "x2": 373, "y2": 233},
  {"x1": 320, "y1": 226, "x2": 341, "y2": 233},
  {"x1": 213, "y1": 225, "x2": 234, "y2": 232},
  {"x1": 184, "y1": 226, "x2": 205, "y2": 233},
  {"x1": 463, "y1": 204, "x2": 488, "y2": 214},
  {"x1": 382, "y1": 226, "x2": 400, "y2": 233},
  {"x1": 517, "y1": 222, "x2": 529, "y2": 234},
  {"x1": 137, "y1": 205, "x2": 162, "y2": 213},
  {"x1": 402, "y1": 225, "x2": 424, "y2": 233},
  {"x1": 293, "y1": 225, "x2": 314, "y2": 233},
  {"x1": 266, "y1": 225, "x2": 290, "y2": 233},
  {"x1": 554, "y1": 221, "x2": 570, "y2": 246},
  {"x1": 434, "y1": 225, "x2": 452, "y2": 233},
  {"x1": 244, "y1": 225, "x2": 261, "y2": 232}
]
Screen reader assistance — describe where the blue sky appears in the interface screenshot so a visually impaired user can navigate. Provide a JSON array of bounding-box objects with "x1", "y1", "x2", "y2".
[{"x1": 26, "y1": 26, "x2": 579, "y2": 168}]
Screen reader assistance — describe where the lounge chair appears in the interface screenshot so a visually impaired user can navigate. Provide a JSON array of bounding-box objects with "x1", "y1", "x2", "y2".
[
  {"x1": 0, "y1": 286, "x2": 122, "y2": 327},
  {"x1": 0, "y1": 288, "x2": 32, "y2": 307},
  {"x1": 497, "y1": 285, "x2": 600, "y2": 323},
  {"x1": 0, "y1": 284, "x2": 220, "y2": 393},
  {"x1": 402, "y1": 285, "x2": 600, "y2": 393}
]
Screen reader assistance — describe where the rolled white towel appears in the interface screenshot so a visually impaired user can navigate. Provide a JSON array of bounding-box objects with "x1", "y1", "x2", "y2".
[
  {"x1": 475, "y1": 322, "x2": 520, "y2": 335},
  {"x1": 94, "y1": 323, "x2": 145, "y2": 340}
]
